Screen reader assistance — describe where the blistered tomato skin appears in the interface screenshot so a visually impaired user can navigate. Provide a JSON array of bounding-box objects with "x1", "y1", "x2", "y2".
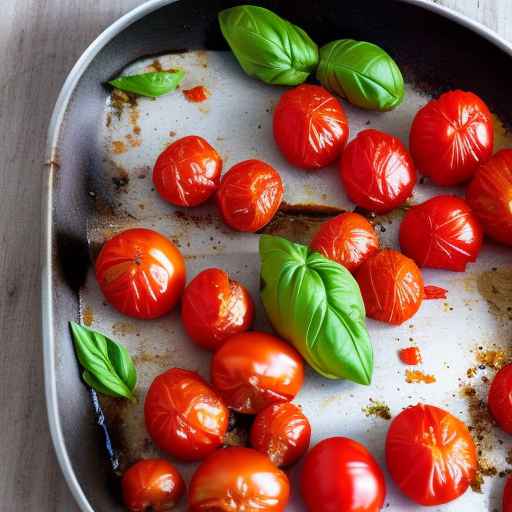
[
  {"x1": 310, "y1": 212, "x2": 379, "y2": 272},
  {"x1": 340, "y1": 129, "x2": 416, "y2": 214},
  {"x1": 273, "y1": 84, "x2": 349, "y2": 170},
  {"x1": 410, "y1": 90, "x2": 494, "y2": 186},
  {"x1": 488, "y1": 364, "x2": 512, "y2": 434},
  {"x1": 386, "y1": 404, "x2": 477, "y2": 506},
  {"x1": 95, "y1": 228, "x2": 186, "y2": 320},
  {"x1": 504, "y1": 475, "x2": 512, "y2": 512},
  {"x1": 217, "y1": 159, "x2": 284, "y2": 232},
  {"x1": 153, "y1": 135, "x2": 222, "y2": 207},
  {"x1": 399, "y1": 195, "x2": 483, "y2": 272},
  {"x1": 144, "y1": 368, "x2": 228, "y2": 461},
  {"x1": 181, "y1": 268, "x2": 254, "y2": 351}
]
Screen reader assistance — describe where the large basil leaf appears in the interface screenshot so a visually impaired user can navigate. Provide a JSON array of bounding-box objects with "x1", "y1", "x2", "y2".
[
  {"x1": 260, "y1": 235, "x2": 373, "y2": 385},
  {"x1": 316, "y1": 39, "x2": 404, "y2": 111},
  {"x1": 109, "y1": 70, "x2": 185, "y2": 98},
  {"x1": 218, "y1": 5, "x2": 318, "y2": 86}
]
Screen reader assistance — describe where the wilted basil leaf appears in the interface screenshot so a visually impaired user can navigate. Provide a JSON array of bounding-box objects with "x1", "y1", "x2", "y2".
[{"x1": 109, "y1": 69, "x2": 185, "y2": 98}]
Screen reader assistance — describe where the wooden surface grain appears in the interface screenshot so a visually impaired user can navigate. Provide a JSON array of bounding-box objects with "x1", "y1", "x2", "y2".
[{"x1": 0, "y1": 0, "x2": 510, "y2": 510}]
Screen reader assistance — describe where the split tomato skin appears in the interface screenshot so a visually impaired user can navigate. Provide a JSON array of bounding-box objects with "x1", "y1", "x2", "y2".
[
  {"x1": 181, "y1": 268, "x2": 254, "y2": 351},
  {"x1": 488, "y1": 363, "x2": 512, "y2": 434},
  {"x1": 153, "y1": 135, "x2": 222, "y2": 207},
  {"x1": 410, "y1": 90, "x2": 494, "y2": 186},
  {"x1": 273, "y1": 84, "x2": 349, "y2": 170},
  {"x1": 144, "y1": 368, "x2": 228, "y2": 461},
  {"x1": 504, "y1": 475, "x2": 512, "y2": 512},
  {"x1": 386, "y1": 403, "x2": 477, "y2": 506},
  {"x1": 95, "y1": 228, "x2": 186, "y2": 319}
]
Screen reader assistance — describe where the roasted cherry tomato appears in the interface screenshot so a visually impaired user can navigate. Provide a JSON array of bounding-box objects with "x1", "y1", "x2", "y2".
[
  {"x1": 181, "y1": 268, "x2": 254, "y2": 351},
  {"x1": 340, "y1": 129, "x2": 416, "y2": 214},
  {"x1": 122, "y1": 459, "x2": 185, "y2": 511},
  {"x1": 250, "y1": 402, "x2": 311, "y2": 467},
  {"x1": 211, "y1": 331, "x2": 304, "y2": 414},
  {"x1": 216, "y1": 159, "x2": 284, "y2": 232},
  {"x1": 273, "y1": 84, "x2": 349, "y2": 170},
  {"x1": 399, "y1": 346, "x2": 422, "y2": 365},
  {"x1": 153, "y1": 135, "x2": 222, "y2": 207},
  {"x1": 386, "y1": 403, "x2": 477, "y2": 506},
  {"x1": 410, "y1": 90, "x2": 494, "y2": 186},
  {"x1": 144, "y1": 368, "x2": 228, "y2": 461},
  {"x1": 95, "y1": 228, "x2": 186, "y2": 319},
  {"x1": 467, "y1": 149, "x2": 512, "y2": 246},
  {"x1": 399, "y1": 195, "x2": 483, "y2": 272},
  {"x1": 488, "y1": 363, "x2": 512, "y2": 434},
  {"x1": 504, "y1": 474, "x2": 512, "y2": 512},
  {"x1": 188, "y1": 447, "x2": 290, "y2": 512},
  {"x1": 310, "y1": 212, "x2": 379, "y2": 272},
  {"x1": 300, "y1": 437, "x2": 386, "y2": 512}
]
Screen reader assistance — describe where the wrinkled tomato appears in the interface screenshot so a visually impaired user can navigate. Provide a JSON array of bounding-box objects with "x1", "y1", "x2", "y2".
[
  {"x1": 144, "y1": 368, "x2": 228, "y2": 461},
  {"x1": 386, "y1": 403, "x2": 477, "y2": 506},
  {"x1": 410, "y1": 90, "x2": 494, "y2": 186},
  {"x1": 95, "y1": 228, "x2": 186, "y2": 319},
  {"x1": 488, "y1": 363, "x2": 512, "y2": 434},
  {"x1": 504, "y1": 475, "x2": 512, "y2": 512},
  {"x1": 273, "y1": 84, "x2": 349, "y2": 170},
  {"x1": 399, "y1": 346, "x2": 422, "y2": 366}
]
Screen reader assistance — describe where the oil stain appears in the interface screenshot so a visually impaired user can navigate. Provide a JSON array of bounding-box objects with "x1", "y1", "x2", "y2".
[{"x1": 477, "y1": 267, "x2": 512, "y2": 320}]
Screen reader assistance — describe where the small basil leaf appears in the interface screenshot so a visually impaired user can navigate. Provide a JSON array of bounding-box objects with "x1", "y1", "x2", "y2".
[
  {"x1": 109, "y1": 70, "x2": 185, "y2": 98},
  {"x1": 316, "y1": 39, "x2": 404, "y2": 111},
  {"x1": 218, "y1": 5, "x2": 318, "y2": 86}
]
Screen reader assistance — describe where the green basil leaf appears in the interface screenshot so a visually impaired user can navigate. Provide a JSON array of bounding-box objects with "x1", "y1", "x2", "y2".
[
  {"x1": 260, "y1": 235, "x2": 373, "y2": 385},
  {"x1": 316, "y1": 39, "x2": 404, "y2": 111},
  {"x1": 218, "y1": 5, "x2": 318, "y2": 86},
  {"x1": 109, "y1": 70, "x2": 185, "y2": 98}
]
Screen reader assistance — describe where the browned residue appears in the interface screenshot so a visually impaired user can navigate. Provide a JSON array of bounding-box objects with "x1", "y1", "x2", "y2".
[
  {"x1": 82, "y1": 305, "x2": 94, "y2": 326},
  {"x1": 111, "y1": 322, "x2": 136, "y2": 337},
  {"x1": 477, "y1": 267, "x2": 512, "y2": 320},
  {"x1": 471, "y1": 457, "x2": 498, "y2": 493},
  {"x1": 476, "y1": 349, "x2": 507, "y2": 371},
  {"x1": 493, "y1": 114, "x2": 512, "y2": 151},
  {"x1": 111, "y1": 140, "x2": 127, "y2": 155},
  {"x1": 362, "y1": 399, "x2": 392, "y2": 420},
  {"x1": 405, "y1": 369, "x2": 436, "y2": 384},
  {"x1": 126, "y1": 133, "x2": 141, "y2": 148}
]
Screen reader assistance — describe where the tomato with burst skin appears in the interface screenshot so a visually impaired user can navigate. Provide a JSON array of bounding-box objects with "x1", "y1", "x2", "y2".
[
  {"x1": 181, "y1": 268, "x2": 254, "y2": 351},
  {"x1": 340, "y1": 129, "x2": 416, "y2": 214},
  {"x1": 217, "y1": 160, "x2": 284, "y2": 232},
  {"x1": 488, "y1": 363, "x2": 512, "y2": 434},
  {"x1": 188, "y1": 447, "x2": 290, "y2": 512},
  {"x1": 211, "y1": 332, "x2": 304, "y2": 414},
  {"x1": 386, "y1": 404, "x2": 477, "y2": 506},
  {"x1": 122, "y1": 459, "x2": 185, "y2": 511},
  {"x1": 410, "y1": 90, "x2": 494, "y2": 186},
  {"x1": 144, "y1": 368, "x2": 228, "y2": 461},
  {"x1": 399, "y1": 195, "x2": 483, "y2": 272},
  {"x1": 273, "y1": 84, "x2": 349, "y2": 170},
  {"x1": 399, "y1": 347, "x2": 422, "y2": 365},
  {"x1": 466, "y1": 149, "x2": 512, "y2": 246},
  {"x1": 310, "y1": 212, "x2": 379, "y2": 272},
  {"x1": 300, "y1": 437, "x2": 386, "y2": 512},
  {"x1": 504, "y1": 475, "x2": 512, "y2": 512},
  {"x1": 95, "y1": 228, "x2": 186, "y2": 319}
]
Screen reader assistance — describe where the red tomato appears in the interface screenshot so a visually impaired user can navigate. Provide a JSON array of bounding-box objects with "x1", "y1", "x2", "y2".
[
  {"x1": 188, "y1": 447, "x2": 290, "y2": 511},
  {"x1": 183, "y1": 86, "x2": 210, "y2": 103},
  {"x1": 488, "y1": 363, "x2": 512, "y2": 434},
  {"x1": 410, "y1": 90, "x2": 494, "y2": 186},
  {"x1": 153, "y1": 135, "x2": 222, "y2": 207},
  {"x1": 273, "y1": 84, "x2": 349, "y2": 170},
  {"x1": 95, "y1": 228, "x2": 186, "y2": 319},
  {"x1": 467, "y1": 149, "x2": 512, "y2": 246},
  {"x1": 310, "y1": 212, "x2": 379, "y2": 272},
  {"x1": 122, "y1": 459, "x2": 184, "y2": 511},
  {"x1": 340, "y1": 129, "x2": 416, "y2": 214},
  {"x1": 211, "y1": 332, "x2": 304, "y2": 414},
  {"x1": 504, "y1": 474, "x2": 512, "y2": 512},
  {"x1": 250, "y1": 402, "x2": 311, "y2": 467},
  {"x1": 181, "y1": 268, "x2": 254, "y2": 351},
  {"x1": 216, "y1": 159, "x2": 284, "y2": 232},
  {"x1": 399, "y1": 195, "x2": 483, "y2": 271},
  {"x1": 399, "y1": 346, "x2": 422, "y2": 365},
  {"x1": 300, "y1": 437, "x2": 386, "y2": 512},
  {"x1": 386, "y1": 404, "x2": 477, "y2": 506},
  {"x1": 144, "y1": 368, "x2": 228, "y2": 461}
]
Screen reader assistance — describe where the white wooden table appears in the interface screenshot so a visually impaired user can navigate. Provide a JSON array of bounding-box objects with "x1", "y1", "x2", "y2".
[{"x1": 0, "y1": 0, "x2": 510, "y2": 509}]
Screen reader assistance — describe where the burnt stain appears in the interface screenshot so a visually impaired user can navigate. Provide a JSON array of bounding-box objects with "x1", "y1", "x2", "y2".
[
  {"x1": 477, "y1": 267, "x2": 512, "y2": 321},
  {"x1": 55, "y1": 231, "x2": 90, "y2": 293}
]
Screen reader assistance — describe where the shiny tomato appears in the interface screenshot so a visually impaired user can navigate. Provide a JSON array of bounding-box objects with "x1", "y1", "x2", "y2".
[
  {"x1": 211, "y1": 331, "x2": 304, "y2": 414},
  {"x1": 310, "y1": 212, "x2": 379, "y2": 272},
  {"x1": 250, "y1": 402, "x2": 311, "y2": 467},
  {"x1": 188, "y1": 447, "x2": 290, "y2": 511},
  {"x1": 399, "y1": 346, "x2": 422, "y2": 365},
  {"x1": 386, "y1": 404, "x2": 477, "y2": 506},
  {"x1": 181, "y1": 268, "x2": 254, "y2": 351},
  {"x1": 399, "y1": 195, "x2": 483, "y2": 272},
  {"x1": 153, "y1": 135, "x2": 222, "y2": 207},
  {"x1": 273, "y1": 84, "x2": 349, "y2": 170},
  {"x1": 410, "y1": 90, "x2": 494, "y2": 186},
  {"x1": 144, "y1": 368, "x2": 228, "y2": 461},
  {"x1": 466, "y1": 149, "x2": 512, "y2": 246},
  {"x1": 488, "y1": 363, "x2": 512, "y2": 434},
  {"x1": 95, "y1": 228, "x2": 186, "y2": 319},
  {"x1": 504, "y1": 475, "x2": 512, "y2": 512},
  {"x1": 300, "y1": 437, "x2": 386, "y2": 512},
  {"x1": 216, "y1": 159, "x2": 284, "y2": 232},
  {"x1": 122, "y1": 459, "x2": 184, "y2": 511}
]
